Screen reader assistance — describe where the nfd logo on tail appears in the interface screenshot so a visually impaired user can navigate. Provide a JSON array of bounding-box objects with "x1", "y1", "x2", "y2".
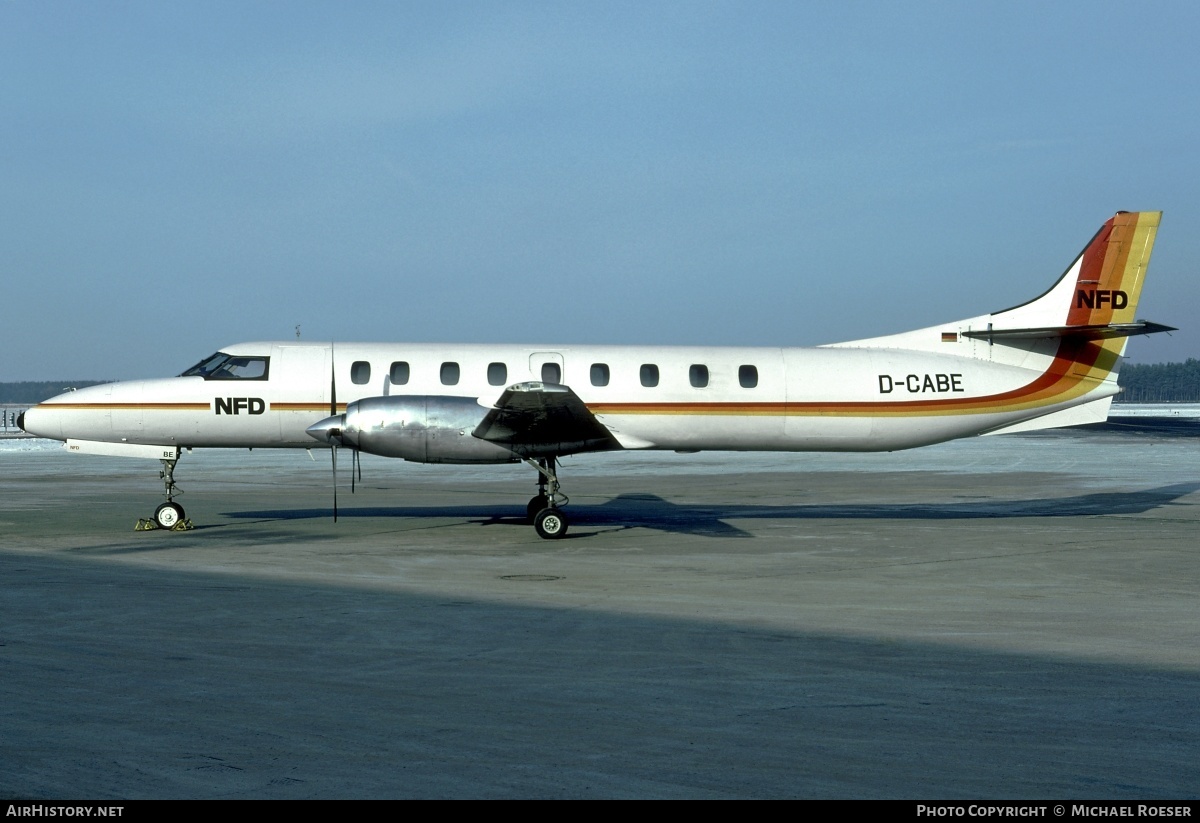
[{"x1": 1076, "y1": 289, "x2": 1128, "y2": 310}]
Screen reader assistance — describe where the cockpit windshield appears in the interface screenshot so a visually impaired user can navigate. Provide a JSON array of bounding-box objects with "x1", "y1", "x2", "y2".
[{"x1": 180, "y1": 352, "x2": 270, "y2": 380}]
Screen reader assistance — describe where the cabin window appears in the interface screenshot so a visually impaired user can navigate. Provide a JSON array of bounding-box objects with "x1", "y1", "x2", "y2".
[
  {"x1": 640, "y1": 364, "x2": 659, "y2": 388},
  {"x1": 689, "y1": 364, "x2": 709, "y2": 388},
  {"x1": 590, "y1": 363, "x2": 610, "y2": 387},
  {"x1": 180, "y1": 353, "x2": 270, "y2": 381},
  {"x1": 739, "y1": 365, "x2": 758, "y2": 388},
  {"x1": 351, "y1": 361, "x2": 371, "y2": 385},
  {"x1": 389, "y1": 361, "x2": 410, "y2": 385},
  {"x1": 541, "y1": 363, "x2": 561, "y2": 383},
  {"x1": 440, "y1": 362, "x2": 460, "y2": 386},
  {"x1": 488, "y1": 362, "x2": 507, "y2": 386}
]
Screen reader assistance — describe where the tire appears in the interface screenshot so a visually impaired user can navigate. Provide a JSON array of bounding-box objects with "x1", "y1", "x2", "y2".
[
  {"x1": 154, "y1": 502, "x2": 185, "y2": 529},
  {"x1": 527, "y1": 495, "x2": 549, "y2": 523},
  {"x1": 533, "y1": 507, "x2": 568, "y2": 540}
]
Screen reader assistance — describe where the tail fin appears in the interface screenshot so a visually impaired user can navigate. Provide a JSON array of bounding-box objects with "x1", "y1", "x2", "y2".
[
  {"x1": 826, "y1": 212, "x2": 1171, "y2": 435},
  {"x1": 1066, "y1": 210, "x2": 1159, "y2": 328},
  {"x1": 972, "y1": 211, "x2": 1168, "y2": 433},
  {"x1": 965, "y1": 211, "x2": 1168, "y2": 343},
  {"x1": 826, "y1": 211, "x2": 1172, "y2": 355}
]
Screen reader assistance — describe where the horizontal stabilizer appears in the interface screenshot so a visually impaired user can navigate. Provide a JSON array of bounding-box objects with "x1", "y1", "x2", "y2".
[{"x1": 961, "y1": 320, "x2": 1176, "y2": 344}]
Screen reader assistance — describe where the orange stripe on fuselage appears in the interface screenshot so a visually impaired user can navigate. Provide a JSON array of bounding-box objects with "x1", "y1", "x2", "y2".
[{"x1": 271, "y1": 403, "x2": 346, "y2": 412}]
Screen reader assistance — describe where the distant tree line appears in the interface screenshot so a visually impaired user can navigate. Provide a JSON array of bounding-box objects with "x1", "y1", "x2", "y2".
[
  {"x1": 0, "y1": 381, "x2": 110, "y2": 405},
  {"x1": 1117, "y1": 359, "x2": 1200, "y2": 403}
]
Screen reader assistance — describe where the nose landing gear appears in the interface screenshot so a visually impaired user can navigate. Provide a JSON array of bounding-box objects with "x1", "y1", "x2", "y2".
[{"x1": 136, "y1": 456, "x2": 193, "y2": 531}]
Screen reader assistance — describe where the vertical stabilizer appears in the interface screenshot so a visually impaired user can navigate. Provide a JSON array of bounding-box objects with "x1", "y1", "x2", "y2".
[
  {"x1": 991, "y1": 210, "x2": 1160, "y2": 332},
  {"x1": 824, "y1": 212, "x2": 1169, "y2": 356}
]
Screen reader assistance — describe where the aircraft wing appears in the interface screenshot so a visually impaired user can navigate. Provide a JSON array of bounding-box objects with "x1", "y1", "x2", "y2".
[{"x1": 473, "y1": 382, "x2": 621, "y2": 457}]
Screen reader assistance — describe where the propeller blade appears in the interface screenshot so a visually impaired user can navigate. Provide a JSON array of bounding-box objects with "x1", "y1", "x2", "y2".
[
  {"x1": 330, "y1": 342, "x2": 337, "y2": 418},
  {"x1": 331, "y1": 344, "x2": 339, "y2": 521}
]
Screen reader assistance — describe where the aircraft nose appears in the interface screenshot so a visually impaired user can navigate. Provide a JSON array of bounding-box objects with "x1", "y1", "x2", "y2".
[
  {"x1": 306, "y1": 414, "x2": 346, "y2": 446},
  {"x1": 16, "y1": 406, "x2": 59, "y2": 440}
]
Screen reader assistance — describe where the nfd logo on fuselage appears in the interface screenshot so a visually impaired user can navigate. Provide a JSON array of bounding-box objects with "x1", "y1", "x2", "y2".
[
  {"x1": 215, "y1": 397, "x2": 266, "y2": 415},
  {"x1": 1076, "y1": 289, "x2": 1128, "y2": 310}
]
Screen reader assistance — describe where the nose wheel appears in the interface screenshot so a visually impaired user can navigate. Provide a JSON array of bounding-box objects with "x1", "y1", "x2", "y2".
[
  {"x1": 136, "y1": 456, "x2": 192, "y2": 531},
  {"x1": 154, "y1": 501, "x2": 186, "y2": 529}
]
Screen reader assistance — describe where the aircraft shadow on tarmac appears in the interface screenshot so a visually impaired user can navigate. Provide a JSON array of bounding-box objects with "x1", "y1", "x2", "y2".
[{"x1": 223, "y1": 482, "x2": 1200, "y2": 539}]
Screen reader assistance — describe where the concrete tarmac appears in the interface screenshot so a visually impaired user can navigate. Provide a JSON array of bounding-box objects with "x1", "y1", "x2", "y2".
[{"x1": 2, "y1": 444, "x2": 1199, "y2": 798}]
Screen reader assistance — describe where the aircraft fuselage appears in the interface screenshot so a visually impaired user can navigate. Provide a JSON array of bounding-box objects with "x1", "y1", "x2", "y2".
[{"x1": 23, "y1": 336, "x2": 1112, "y2": 459}]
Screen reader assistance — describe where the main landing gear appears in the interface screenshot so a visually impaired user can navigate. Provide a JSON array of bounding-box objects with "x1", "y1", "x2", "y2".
[
  {"x1": 137, "y1": 457, "x2": 192, "y2": 531},
  {"x1": 525, "y1": 456, "x2": 569, "y2": 539}
]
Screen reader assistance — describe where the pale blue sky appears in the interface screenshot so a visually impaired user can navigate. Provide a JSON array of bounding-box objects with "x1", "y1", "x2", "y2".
[{"x1": 2, "y1": 1, "x2": 1197, "y2": 380}]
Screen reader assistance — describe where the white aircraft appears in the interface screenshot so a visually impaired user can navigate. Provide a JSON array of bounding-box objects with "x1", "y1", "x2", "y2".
[{"x1": 21, "y1": 211, "x2": 1173, "y2": 538}]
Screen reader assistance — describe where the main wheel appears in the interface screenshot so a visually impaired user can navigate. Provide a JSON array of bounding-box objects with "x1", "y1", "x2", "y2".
[
  {"x1": 527, "y1": 494, "x2": 549, "y2": 523},
  {"x1": 533, "y1": 507, "x2": 568, "y2": 540},
  {"x1": 154, "y1": 501, "x2": 185, "y2": 529}
]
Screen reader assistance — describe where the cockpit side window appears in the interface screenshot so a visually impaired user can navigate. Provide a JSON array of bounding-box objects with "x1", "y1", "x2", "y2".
[
  {"x1": 180, "y1": 353, "x2": 229, "y2": 377},
  {"x1": 180, "y1": 352, "x2": 270, "y2": 380}
]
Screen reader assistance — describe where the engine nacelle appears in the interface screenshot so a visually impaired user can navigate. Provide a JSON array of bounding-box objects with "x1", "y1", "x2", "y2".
[{"x1": 340, "y1": 396, "x2": 516, "y2": 464}]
